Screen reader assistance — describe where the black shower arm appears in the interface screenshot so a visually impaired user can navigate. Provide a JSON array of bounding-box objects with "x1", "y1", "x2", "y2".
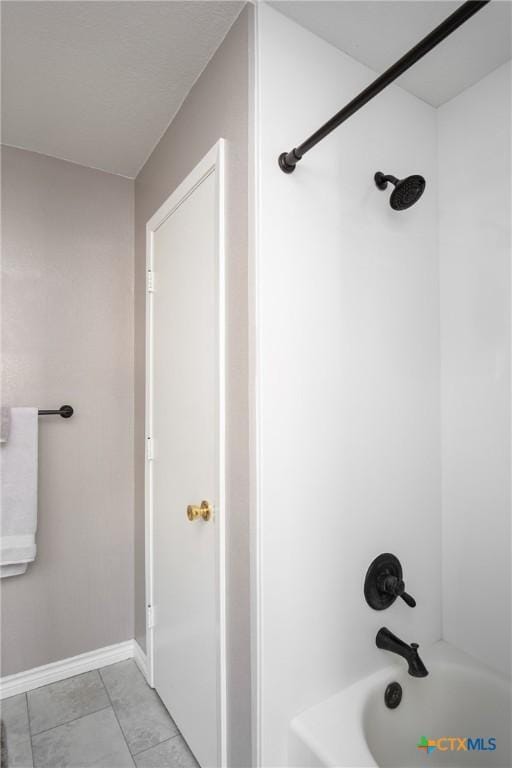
[{"x1": 278, "y1": 0, "x2": 491, "y2": 173}]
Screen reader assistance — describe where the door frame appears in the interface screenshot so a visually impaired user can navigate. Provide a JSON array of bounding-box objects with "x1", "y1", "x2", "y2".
[{"x1": 145, "y1": 140, "x2": 227, "y2": 765}]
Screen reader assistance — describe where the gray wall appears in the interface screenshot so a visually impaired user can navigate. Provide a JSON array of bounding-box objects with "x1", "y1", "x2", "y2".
[
  {"x1": 1, "y1": 146, "x2": 134, "y2": 675},
  {"x1": 134, "y1": 7, "x2": 251, "y2": 766}
]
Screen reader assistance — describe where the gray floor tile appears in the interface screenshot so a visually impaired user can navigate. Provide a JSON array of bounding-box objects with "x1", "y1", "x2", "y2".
[
  {"x1": 27, "y1": 671, "x2": 110, "y2": 735},
  {"x1": 100, "y1": 661, "x2": 178, "y2": 755},
  {"x1": 31, "y1": 707, "x2": 134, "y2": 768},
  {"x1": 1, "y1": 693, "x2": 34, "y2": 767},
  {"x1": 134, "y1": 736, "x2": 199, "y2": 768}
]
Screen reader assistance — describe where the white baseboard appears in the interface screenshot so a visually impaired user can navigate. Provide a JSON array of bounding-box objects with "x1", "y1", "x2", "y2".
[
  {"x1": 0, "y1": 639, "x2": 148, "y2": 699},
  {"x1": 132, "y1": 640, "x2": 148, "y2": 680}
]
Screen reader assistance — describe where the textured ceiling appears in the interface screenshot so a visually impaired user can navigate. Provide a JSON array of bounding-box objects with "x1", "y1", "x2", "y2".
[
  {"x1": 1, "y1": 1, "x2": 243, "y2": 177},
  {"x1": 270, "y1": 0, "x2": 512, "y2": 107}
]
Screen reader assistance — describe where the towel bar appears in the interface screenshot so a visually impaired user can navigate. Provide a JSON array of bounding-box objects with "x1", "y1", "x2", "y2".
[{"x1": 38, "y1": 405, "x2": 74, "y2": 418}]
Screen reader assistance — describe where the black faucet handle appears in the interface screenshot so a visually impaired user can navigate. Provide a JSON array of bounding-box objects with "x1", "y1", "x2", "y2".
[
  {"x1": 400, "y1": 591, "x2": 417, "y2": 608},
  {"x1": 393, "y1": 579, "x2": 417, "y2": 607},
  {"x1": 382, "y1": 575, "x2": 416, "y2": 608}
]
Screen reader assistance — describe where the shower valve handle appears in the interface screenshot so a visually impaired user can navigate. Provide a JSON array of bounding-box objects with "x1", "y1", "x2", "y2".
[
  {"x1": 364, "y1": 553, "x2": 417, "y2": 610},
  {"x1": 400, "y1": 591, "x2": 417, "y2": 608},
  {"x1": 381, "y1": 575, "x2": 416, "y2": 608}
]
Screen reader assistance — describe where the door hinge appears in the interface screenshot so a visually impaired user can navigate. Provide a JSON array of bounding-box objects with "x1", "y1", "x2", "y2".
[
  {"x1": 146, "y1": 436, "x2": 154, "y2": 461},
  {"x1": 147, "y1": 605, "x2": 155, "y2": 629},
  {"x1": 147, "y1": 270, "x2": 155, "y2": 293}
]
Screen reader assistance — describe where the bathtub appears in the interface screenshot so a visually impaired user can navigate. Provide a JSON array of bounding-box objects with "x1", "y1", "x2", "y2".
[{"x1": 289, "y1": 642, "x2": 511, "y2": 768}]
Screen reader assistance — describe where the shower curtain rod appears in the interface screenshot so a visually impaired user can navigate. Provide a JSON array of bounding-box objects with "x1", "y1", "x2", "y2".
[{"x1": 278, "y1": 0, "x2": 491, "y2": 173}]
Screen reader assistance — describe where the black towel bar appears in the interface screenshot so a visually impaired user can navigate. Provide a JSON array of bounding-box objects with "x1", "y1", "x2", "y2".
[{"x1": 38, "y1": 405, "x2": 74, "y2": 418}]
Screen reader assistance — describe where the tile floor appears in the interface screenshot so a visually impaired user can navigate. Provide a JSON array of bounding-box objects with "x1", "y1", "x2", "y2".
[{"x1": 1, "y1": 660, "x2": 199, "y2": 768}]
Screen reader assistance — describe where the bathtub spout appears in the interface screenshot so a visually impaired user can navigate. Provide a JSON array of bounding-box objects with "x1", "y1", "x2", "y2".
[{"x1": 375, "y1": 627, "x2": 429, "y2": 677}]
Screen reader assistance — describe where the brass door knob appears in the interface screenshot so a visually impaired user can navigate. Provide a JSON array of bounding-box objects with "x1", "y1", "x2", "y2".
[{"x1": 187, "y1": 500, "x2": 212, "y2": 522}]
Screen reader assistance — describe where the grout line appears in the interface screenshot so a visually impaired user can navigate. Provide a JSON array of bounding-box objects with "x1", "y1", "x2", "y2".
[
  {"x1": 23, "y1": 693, "x2": 35, "y2": 768},
  {"x1": 131, "y1": 733, "x2": 181, "y2": 758},
  {"x1": 95, "y1": 666, "x2": 110, "y2": 694},
  {"x1": 98, "y1": 667, "x2": 136, "y2": 765},
  {"x1": 25, "y1": 689, "x2": 33, "y2": 734},
  {"x1": 29, "y1": 705, "x2": 112, "y2": 739}
]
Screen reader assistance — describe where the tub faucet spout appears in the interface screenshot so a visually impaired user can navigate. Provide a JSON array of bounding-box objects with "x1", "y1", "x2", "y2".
[{"x1": 376, "y1": 627, "x2": 428, "y2": 677}]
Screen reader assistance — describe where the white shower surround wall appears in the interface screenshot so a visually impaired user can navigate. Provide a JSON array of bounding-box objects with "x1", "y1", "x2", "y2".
[
  {"x1": 254, "y1": 6, "x2": 441, "y2": 765},
  {"x1": 439, "y1": 60, "x2": 511, "y2": 676}
]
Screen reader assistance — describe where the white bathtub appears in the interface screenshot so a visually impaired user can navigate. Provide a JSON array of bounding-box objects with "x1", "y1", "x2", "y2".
[{"x1": 289, "y1": 642, "x2": 511, "y2": 768}]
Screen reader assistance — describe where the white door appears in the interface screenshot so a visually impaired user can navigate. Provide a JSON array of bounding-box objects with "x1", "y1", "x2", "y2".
[{"x1": 146, "y1": 142, "x2": 226, "y2": 768}]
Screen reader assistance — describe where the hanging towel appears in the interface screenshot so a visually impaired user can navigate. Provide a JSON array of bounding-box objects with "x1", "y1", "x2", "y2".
[
  {"x1": 0, "y1": 407, "x2": 11, "y2": 443},
  {"x1": 0, "y1": 408, "x2": 38, "y2": 578}
]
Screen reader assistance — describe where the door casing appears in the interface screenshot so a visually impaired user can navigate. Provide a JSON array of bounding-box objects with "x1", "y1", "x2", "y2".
[{"x1": 145, "y1": 140, "x2": 227, "y2": 765}]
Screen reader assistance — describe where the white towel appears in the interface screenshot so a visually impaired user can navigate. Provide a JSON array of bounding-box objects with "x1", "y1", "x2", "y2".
[{"x1": 0, "y1": 408, "x2": 38, "y2": 578}]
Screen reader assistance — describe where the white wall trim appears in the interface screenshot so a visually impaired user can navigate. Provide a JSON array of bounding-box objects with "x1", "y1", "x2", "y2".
[
  {"x1": 249, "y1": 6, "x2": 263, "y2": 767},
  {"x1": 0, "y1": 640, "x2": 147, "y2": 699}
]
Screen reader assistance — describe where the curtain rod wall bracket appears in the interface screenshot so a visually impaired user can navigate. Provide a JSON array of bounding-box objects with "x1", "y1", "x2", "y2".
[
  {"x1": 278, "y1": 0, "x2": 490, "y2": 174},
  {"x1": 278, "y1": 149, "x2": 301, "y2": 173}
]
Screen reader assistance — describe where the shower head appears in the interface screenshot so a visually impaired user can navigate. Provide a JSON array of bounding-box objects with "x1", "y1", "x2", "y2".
[{"x1": 374, "y1": 171, "x2": 426, "y2": 211}]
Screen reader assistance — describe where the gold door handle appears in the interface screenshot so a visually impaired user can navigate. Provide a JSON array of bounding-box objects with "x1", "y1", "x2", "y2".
[{"x1": 187, "y1": 500, "x2": 212, "y2": 522}]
